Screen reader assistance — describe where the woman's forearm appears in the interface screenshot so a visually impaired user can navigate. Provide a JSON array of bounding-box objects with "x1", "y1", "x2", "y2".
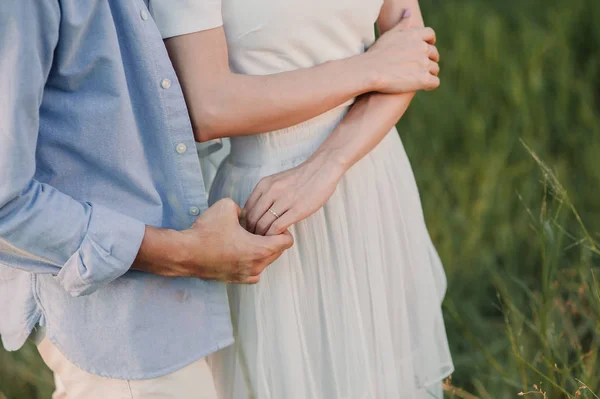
[
  {"x1": 313, "y1": 91, "x2": 414, "y2": 170},
  {"x1": 165, "y1": 29, "x2": 377, "y2": 142},
  {"x1": 195, "y1": 57, "x2": 374, "y2": 141},
  {"x1": 310, "y1": 0, "x2": 426, "y2": 170},
  {"x1": 243, "y1": 87, "x2": 421, "y2": 236}
]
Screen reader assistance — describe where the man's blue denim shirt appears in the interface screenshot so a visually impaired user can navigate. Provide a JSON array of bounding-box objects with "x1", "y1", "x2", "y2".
[{"x1": 0, "y1": 0, "x2": 233, "y2": 379}]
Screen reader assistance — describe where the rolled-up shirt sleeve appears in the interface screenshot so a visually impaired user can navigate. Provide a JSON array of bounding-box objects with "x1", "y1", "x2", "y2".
[
  {"x1": 0, "y1": 0, "x2": 146, "y2": 297},
  {"x1": 150, "y1": 0, "x2": 223, "y2": 39}
]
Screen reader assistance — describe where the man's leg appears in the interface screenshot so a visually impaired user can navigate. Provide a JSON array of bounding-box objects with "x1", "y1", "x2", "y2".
[{"x1": 37, "y1": 338, "x2": 218, "y2": 399}]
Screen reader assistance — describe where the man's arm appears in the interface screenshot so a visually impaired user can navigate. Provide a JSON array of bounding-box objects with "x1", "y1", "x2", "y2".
[
  {"x1": 0, "y1": 0, "x2": 149, "y2": 297},
  {"x1": 0, "y1": 1, "x2": 291, "y2": 297}
]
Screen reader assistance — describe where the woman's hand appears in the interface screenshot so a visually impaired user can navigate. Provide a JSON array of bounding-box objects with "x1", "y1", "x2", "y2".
[
  {"x1": 366, "y1": 11, "x2": 440, "y2": 93},
  {"x1": 243, "y1": 151, "x2": 348, "y2": 236}
]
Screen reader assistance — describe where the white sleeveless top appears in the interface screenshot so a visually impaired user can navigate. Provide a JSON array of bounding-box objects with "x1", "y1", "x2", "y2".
[{"x1": 151, "y1": 0, "x2": 383, "y2": 75}]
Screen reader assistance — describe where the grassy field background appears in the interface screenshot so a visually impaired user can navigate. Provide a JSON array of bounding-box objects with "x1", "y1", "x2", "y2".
[{"x1": 1, "y1": 0, "x2": 599, "y2": 397}]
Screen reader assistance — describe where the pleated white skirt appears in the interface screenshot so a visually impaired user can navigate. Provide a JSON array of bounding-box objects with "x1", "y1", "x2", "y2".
[{"x1": 207, "y1": 106, "x2": 453, "y2": 399}]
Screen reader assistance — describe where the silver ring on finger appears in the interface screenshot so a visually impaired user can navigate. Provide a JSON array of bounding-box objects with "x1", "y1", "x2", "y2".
[{"x1": 268, "y1": 207, "x2": 280, "y2": 219}]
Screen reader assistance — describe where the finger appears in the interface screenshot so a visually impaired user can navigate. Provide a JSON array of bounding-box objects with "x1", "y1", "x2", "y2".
[
  {"x1": 429, "y1": 60, "x2": 440, "y2": 76},
  {"x1": 265, "y1": 207, "x2": 303, "y2": 236},
  {"x1": 255, "y1": 209, "x2": 280, "y2": 236},
  {"x1": 425, "y1": 75, "x2": 441, "y2": 91},
  {"x1": 243, "y1": 177, "x2": 271, "y2": 219},
  {"x1": 421, "y1": 27, "x2": 436, "y2": 45},
  {"x1": 251, "y1": 250, "x2": 286, "y2": 276},
  {"x1": 259, "y1": 250, "x2": 285, "y2": 269},
  {"x1": 243, "y1": 186, "x2": 263, "y2": 213},
  {"x1": 229, "y1": 262, "x2": 261, "y2": 284},
  {"x1": 428, "y1": 44, "x2": 440, "y2": 62},
  {"x1": 214, "y1": 198, "x2": 242, "y2": 218},
  {"x1": 256, "y1": 197, "x2": 293, "y2": 235},
  {"x1": 238, "y1": 249, "x2": 286, "y2": 284},
  {"x1": 241, "y1": 275, "x2": 261, "y2": 285},
  {"x1": 390, "y1": 8, "x2": 412, "y2": 31},
  {"x1": 245, "y1": 193, "x2": 274, "y2": 234},
  {"x1": 222, "y1": 259, "x2": 254, "y2": 283},
  {"x1": 239, "y1": 209, "x2": 248, "y2": 230},
  {"x1": 252, "y1": 230, "x2": 294, "y2": 253}
]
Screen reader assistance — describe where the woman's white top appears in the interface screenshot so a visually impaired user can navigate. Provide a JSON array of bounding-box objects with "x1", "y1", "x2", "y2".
[{"x1": 151, "y1": 0, "x2": 382, "y2": 75}]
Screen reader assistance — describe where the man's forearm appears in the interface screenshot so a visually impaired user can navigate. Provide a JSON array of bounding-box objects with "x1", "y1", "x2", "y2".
[{"x1": 132, "y1": 226, "x2": 189, "y2": 278}]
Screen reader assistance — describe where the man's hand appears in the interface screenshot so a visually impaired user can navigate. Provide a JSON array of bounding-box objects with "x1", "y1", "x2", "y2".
[{"x1": 133, "y1": 199, "x2": 294, "y2": 284}]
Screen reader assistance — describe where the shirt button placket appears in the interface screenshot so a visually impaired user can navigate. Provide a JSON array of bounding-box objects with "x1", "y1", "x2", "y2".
[
  {"x1": 175, "y1": 143, "x2": 187, "y2": 154},
  {"x1": 161, "y1": 79, "x2": 172, "y2": 89}
]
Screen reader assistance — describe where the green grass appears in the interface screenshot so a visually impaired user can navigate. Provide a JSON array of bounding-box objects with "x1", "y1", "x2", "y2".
[
  {"x1": 403, "y1": 0, "x2": 600, "y2": 397},
  {"x1": 0, "y1": 343, "x2": 53, "y2": 398},
  {"x1": 2, "y1": 0, "x2": 600, "y2": 397}
]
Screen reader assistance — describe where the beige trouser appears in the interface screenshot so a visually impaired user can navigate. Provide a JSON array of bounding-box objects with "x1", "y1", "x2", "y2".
[{"x1": 37, "y1": 338, "x2": 219, "y2": 399}]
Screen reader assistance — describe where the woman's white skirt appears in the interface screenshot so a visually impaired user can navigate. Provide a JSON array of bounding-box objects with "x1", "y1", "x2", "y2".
[{"x1": 207, "y1": 106, "x2": 454, "y2": 399}]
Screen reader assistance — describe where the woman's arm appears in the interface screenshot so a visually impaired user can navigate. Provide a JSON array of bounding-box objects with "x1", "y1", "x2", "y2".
[
  {"x1": 243, "y1": 0, "x2": 439, "y2": 235},
  {"x1": 310, "y1": 0, "x2": 434, "y2": 169},
  {"x1": 165, "y1": 21, "x2": 437, "y2": 142}
]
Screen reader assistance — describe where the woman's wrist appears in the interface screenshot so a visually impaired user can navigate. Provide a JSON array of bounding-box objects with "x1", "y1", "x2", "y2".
[
  {"x1": 309, "y1": 147, "x2": 352, "y2": 177},
  {"x1": 343, "y1": 52, "x2": 383, "y2": 95}
]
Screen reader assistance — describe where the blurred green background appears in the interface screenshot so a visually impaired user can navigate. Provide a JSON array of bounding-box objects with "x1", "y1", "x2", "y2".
[{"x1": 2, "y1": 0, "x2": 599, "y2": 397}]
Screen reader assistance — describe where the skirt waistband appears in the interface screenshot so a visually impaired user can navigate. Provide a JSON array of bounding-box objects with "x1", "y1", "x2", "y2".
[{"x1": 228, "y1": 106, "x2": 350, "y2": 166}]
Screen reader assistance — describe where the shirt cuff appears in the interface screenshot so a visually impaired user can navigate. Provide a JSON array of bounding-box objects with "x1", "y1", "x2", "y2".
[
  {"x1": 56, "y1": 203, "x2": 146, "y2": 297},
  {"x1": 150, "y1": 0, "x2": 223, "y2": 39}
]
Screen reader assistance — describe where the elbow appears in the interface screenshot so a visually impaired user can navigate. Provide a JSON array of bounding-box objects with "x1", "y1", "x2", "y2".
[
  {"x1": 0, "y1": 180, "x2": 30, "y2": 217},
  {"x1": 193, "y1": 124, "x2": 217, "y2": 143},
  {"x1": 0, "y1": 191, "x2": 15, "y2": 214},
  {"x1": 190, "y1": 102, "x2": 230, "y2": 143}
]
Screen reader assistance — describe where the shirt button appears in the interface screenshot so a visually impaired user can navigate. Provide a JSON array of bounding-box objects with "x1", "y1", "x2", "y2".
[
  {"x1": 175, "y1": 143, "x2": 187, "y2": 154},
  {"x1": 189, "y1": 207, "x2": 200, "y2": 216},
  {"x1": 140, "y1": 9, "x2": 149, "y2": 21},
  {"x1": 161, "y1": 79, "x2": 172, "y2": 89}
]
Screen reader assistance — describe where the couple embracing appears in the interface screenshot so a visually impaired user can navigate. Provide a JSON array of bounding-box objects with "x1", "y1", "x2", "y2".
[{"x1": 0, "y1": 0, "x2": 453, "y2": 397}]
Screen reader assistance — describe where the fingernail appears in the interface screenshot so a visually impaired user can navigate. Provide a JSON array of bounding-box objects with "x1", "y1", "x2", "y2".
[{"x1": 402, "y1": 8, "x2": 411, "y2": 18}]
